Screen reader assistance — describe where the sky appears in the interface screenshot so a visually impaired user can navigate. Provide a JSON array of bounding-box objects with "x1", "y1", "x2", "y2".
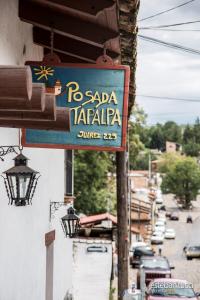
[{"x1": 136, "y1": 0, "x2": 200, "y2": 125}]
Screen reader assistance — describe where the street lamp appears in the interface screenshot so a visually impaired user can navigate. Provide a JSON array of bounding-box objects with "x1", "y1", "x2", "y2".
[
  {"x1": 2, "y1": 152, "x2": 40, "y2": 206},
  {"x1": 61, "y1": 207, "x2": 80, "y2": 238}
]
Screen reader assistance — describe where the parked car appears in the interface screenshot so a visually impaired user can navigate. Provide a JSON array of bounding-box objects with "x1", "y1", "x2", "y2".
[
  {"x1": 137, "y1": 256, "x2": 173, "y2": 288},
  {"x1": 155, "y1": 221, "x2": 166, "y2": 233},
  {"x1": 159, "y1": 205, "x2": 166, "y2": 211},
  {"x1": 157, "y1": 216, "x2": 167, "y2": 224},
  {"x1": 155, "y1": 220, "x2": 165, "y2": 227},
  {"x1": 185, "y1": 245, "x2": 200, "y2": 260},
  {"x1": 130, "y1": 246, "x2": 154, "y2": 267},
  {"x1": 170, "y1": 212, "x2": 179, "y2": 221},
  {"x1": 146, "y1": 279, "x2": 199, "y2": 300},
  {"x1": 131, "y1": 241, "x2": 151, "y2": 251},
  {"x1": 151, "y1": 232, "x2": 164, "y2": 245},
  {"x1": 156, "y1": 197, "x2": 163, "y2": 205},
  {"x1": 165, "y1": 211, "x2": 171, "y2": 218},
  {"x1": 186, "y1": 215, "x2": 193, "y2": 223},
  {"x1": 165, "y1": 228, "x2": 176, "y2": 239}
]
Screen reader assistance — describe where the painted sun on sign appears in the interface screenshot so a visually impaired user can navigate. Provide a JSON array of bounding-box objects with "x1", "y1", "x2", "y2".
[{"x1": 34, "y1": 66, "x2": 54, "y2": 80}]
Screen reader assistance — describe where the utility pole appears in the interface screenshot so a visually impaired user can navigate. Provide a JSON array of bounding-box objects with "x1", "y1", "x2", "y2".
[{"x1": 116, "y1": 151, "x2": 129, "y2": 300}]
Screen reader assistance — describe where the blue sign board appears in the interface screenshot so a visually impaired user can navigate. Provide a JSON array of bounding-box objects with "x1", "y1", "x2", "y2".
[{"x1": 23, "y1": 63, "x2": 130, "y2": 151}]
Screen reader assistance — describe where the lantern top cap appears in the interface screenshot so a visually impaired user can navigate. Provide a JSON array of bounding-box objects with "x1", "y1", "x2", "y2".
[
  {"x1": 61, "y1": 206, "x2": 79, "y2": 221},
  {"x1": 3, "y1": 165, "x2": 39, "y2": 175},
  {"x1": 13, "y1": 153, "x2": 29, "y2": 161}
]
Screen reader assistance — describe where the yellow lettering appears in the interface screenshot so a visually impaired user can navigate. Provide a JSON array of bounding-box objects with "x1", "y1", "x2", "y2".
[
  {"x1": 71, "y1": 107, "x2": 78, "y2": 125},
  {"x1": 91, "y1": 110, "x2": 100, "y2": 125},
  {"x1": 66, "y1": 81, "x2": 83, "y2": 102},
  {"x1": 77, "y1": 108, "x2": 86, "y2": 124},
  {"x1": 86, "y1": 109, "x2": 94, "y2": 124},
  {"x1": 77, "y1": 131, "x2": 84, "y2": 137},
  {"x1": 107, "y1": 108, "x2": 115, "y2": 124},
  {"x1": 101, "y1": 109, "x2": 106, "y2": 125},
  {"x1": 108, "y1": 91, "x2": 118, "y2": 105},
  {"x1": 85, "y1": 91, "x2": 93, "y2": 101},
  {"x1": 101, "y1": 93, "x2": 109, "y2": 104},
  {"x1": 111, "y1": 109, "x2": 121, "y2": 126}
]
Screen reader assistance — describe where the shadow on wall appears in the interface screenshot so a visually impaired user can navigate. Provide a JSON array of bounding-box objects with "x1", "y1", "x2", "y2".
[{"x1": 64, "y1": 291, "x2": 73, "y2": 300}]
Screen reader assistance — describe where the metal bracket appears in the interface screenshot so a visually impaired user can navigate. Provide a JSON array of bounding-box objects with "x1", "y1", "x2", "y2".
[
  {"x1": 50, "y1": 201, "x2": 67, "y2": 222},
  {"x1": 0, "y1": 146, "x2": 19, "y2": 161}
]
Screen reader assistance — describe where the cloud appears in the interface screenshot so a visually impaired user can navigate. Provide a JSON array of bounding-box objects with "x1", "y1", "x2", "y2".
[{"x1": 137, "y1": 0, "x2": 200, "y2": 124}]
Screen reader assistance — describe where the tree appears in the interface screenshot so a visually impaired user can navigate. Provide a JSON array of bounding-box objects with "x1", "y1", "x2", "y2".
[
  {"x1": 183, "y1": 142, "x2": 200, "y2": 157},
  {"x1": 74, "y1": 150, "x2": 116, "y2": 215},
  {"x1": 148, "y1": 124, "x2": 165, "y2": 151},
  {"x1": 162, "y1": 121, "x2": 182, "y2": 145},
  {"x1": 161, "y1": 157, "x2": 200, "y2": 208},
  {"x1": 183, "y1": 124, "x2": 194, "y2": 144},
  {"x1": 193, "y1": 117, "x2": 200, "y2": 143},
  {"x1": 158, "y1": 153, "x2": 184, "y2": 174},
  {"x1": 129, "y1": 104, "x2": 147, "y2": 169}
]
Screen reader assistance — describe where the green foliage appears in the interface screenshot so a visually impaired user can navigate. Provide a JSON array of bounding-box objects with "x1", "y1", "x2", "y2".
[
  {"x1": 74, "y1": 150, "x2": 116, "y2": 215},
  {"x1": 131, "y1": 150, "x2": 157, "y2": 170},
  {"x1": 163, "y1": 121, "x2": 182, "y2": 144},
  {"x1": 129, "y1": 104, "x2": 148, "y2": 169},
  {"x1": 183, "y1": 125, "x2": 194, "y2": 144},
  {"x1": 161, "y1": 157, "x2": 200, "y2": 208},
  {"x1": 146, "y1": 121, "x2": 182, "y2": 151},
  {"x1": 183, "y1": 142, "x2": 200, "y2": 157},
  {"x1": 148, "y1": 124, "x2": 165, "y2": 150},
  {"x1": 158, "y1": 153, "x2": 184, "y2": 174}
]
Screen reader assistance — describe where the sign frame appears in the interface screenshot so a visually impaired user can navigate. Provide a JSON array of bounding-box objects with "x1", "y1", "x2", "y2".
[{"x1": 22, "y1": 62, "x2": 130, "y2": 151}]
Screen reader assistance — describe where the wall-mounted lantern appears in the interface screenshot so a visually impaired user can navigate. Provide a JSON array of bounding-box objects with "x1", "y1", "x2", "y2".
[
  {"x1": 2, "y1": 152, "x2": 40, "y2": 206},
  {"x1": 61, "y1": 207, "x2": 80, "y2": 238}
]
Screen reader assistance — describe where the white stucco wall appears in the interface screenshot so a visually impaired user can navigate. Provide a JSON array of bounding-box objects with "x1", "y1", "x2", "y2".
[
  {"x1": 0, "y1": 1, "x2": 73, "y2": 299},
  {"x1": 72, "y1": 240, "x2": 112, "y2": 300}
]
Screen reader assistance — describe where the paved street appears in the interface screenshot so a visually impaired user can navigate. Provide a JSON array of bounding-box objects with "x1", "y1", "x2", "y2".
[
  {"x1": 163, "y1": 195, "x2": 200, "y2": 292},
  {"x1": 130, "y1": 194, "x2": 200, "y2": 292}
]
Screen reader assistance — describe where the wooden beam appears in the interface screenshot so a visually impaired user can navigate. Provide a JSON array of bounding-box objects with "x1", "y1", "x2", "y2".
[
  {"x1": 33, "y1": 0, "x2": 115, "y2": 16},
  {"x1": 19, "y1": 0, "x2": 118, "y2": 46},
  {"x1": 33, "y1": 27, "x2": 119, "y2": 62},
  {"x1": 0, "y1": 94, "x2": 56, "y2": 121},
  {"x1": 0, "y1": 108, "x2": 70, "y2": 132},
  {"x1": 0, "y1": 66, "x2": 32, "y2": 100},
  {"x1": 43, "y1": 49, "x2": 91, "y2": 64},
  {"x1": 0, "y1": 83, "x2": 45, "y2": 112}
]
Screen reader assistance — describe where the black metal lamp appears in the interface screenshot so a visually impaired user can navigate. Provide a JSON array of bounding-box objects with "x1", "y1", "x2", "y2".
[
  {"x1": 2, "y1": 153, "x2": 40, "y2": 206},
  {"x1": 61, "y1": 207, "x2": 80, "y2": 238}
]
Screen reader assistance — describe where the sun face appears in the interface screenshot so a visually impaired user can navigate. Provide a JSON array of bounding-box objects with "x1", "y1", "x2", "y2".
[{"x1": 33, "y1": 66, "x2": 54, "y2": 81}]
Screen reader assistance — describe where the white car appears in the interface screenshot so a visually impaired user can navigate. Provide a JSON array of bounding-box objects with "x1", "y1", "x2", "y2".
[
  {"x1": 130, "y1": 241, "x2": 152, "y2": 251},
  {"x1": 151, "y1": 232, "x2": 164, "y2": 244},
  {"x1": 155, "y1": 221, "x2": 165, "y2": 233},
  {"x1": 156, "y1": 197, "x2": 163, "y2": 204},
  {"x1": 165, "y1": 229, "x2": 176, "y2": 239},
  {"x1": 157, "y1": 216, "x2": 166, "y2": 224},
  {"x1": 155, "y1": 220, "x2": 165, "y2": 226},
  {"x1": 156, "y1": 189, "x2": 162, "y2": 197}
]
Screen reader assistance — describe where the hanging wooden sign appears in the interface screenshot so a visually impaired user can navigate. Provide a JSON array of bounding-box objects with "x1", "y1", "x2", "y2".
[{"x1": 22, "y1": 63, "x2": 130, "y2": 151}]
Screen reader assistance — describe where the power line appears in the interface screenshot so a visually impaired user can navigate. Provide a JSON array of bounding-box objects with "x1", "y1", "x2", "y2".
[
  {"x1": 139, "y1": 20, "x2": 200, "y2": 30},
  {"x1": 138, "y1": 34, "x2": 200, "y2": 56},
  {"x1": 137, "y1": 95, "x2": 200, "y2": 103},
  {"x1": 139, "y1": 0, "x2": 196, "y2": 22},
  {"x1": 139, "y1": 28, "x2": 200, "y2": 32}
]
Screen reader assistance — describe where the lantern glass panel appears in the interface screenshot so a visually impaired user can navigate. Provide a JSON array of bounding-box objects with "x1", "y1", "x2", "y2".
[
  {"x1": 19, "y1": 175, "x2": 31, "y2": 198},
  {"x1": 8, "y1": 175, "x2": 17, "y2": 199},
  {"x1": 65, "y1": 220, "x2": 71, "y2": 237}
]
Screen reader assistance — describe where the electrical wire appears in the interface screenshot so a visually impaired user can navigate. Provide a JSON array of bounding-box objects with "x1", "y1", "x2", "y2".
[
  {"x1": 139, "y1": 20, "x2": 200, "y2": 30},
  {"x1": 139, "y1": 0, "x2": 196, "y2": 22},
  {"x1": 138, "y1": 34, "x2": 200, "y2": 56},
  {"x1": 139, "y1": 28, "x2": 200, "y2": 32},
  {"x1": 137, "y1": 95, "x2": 200, "y2": 103}
]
